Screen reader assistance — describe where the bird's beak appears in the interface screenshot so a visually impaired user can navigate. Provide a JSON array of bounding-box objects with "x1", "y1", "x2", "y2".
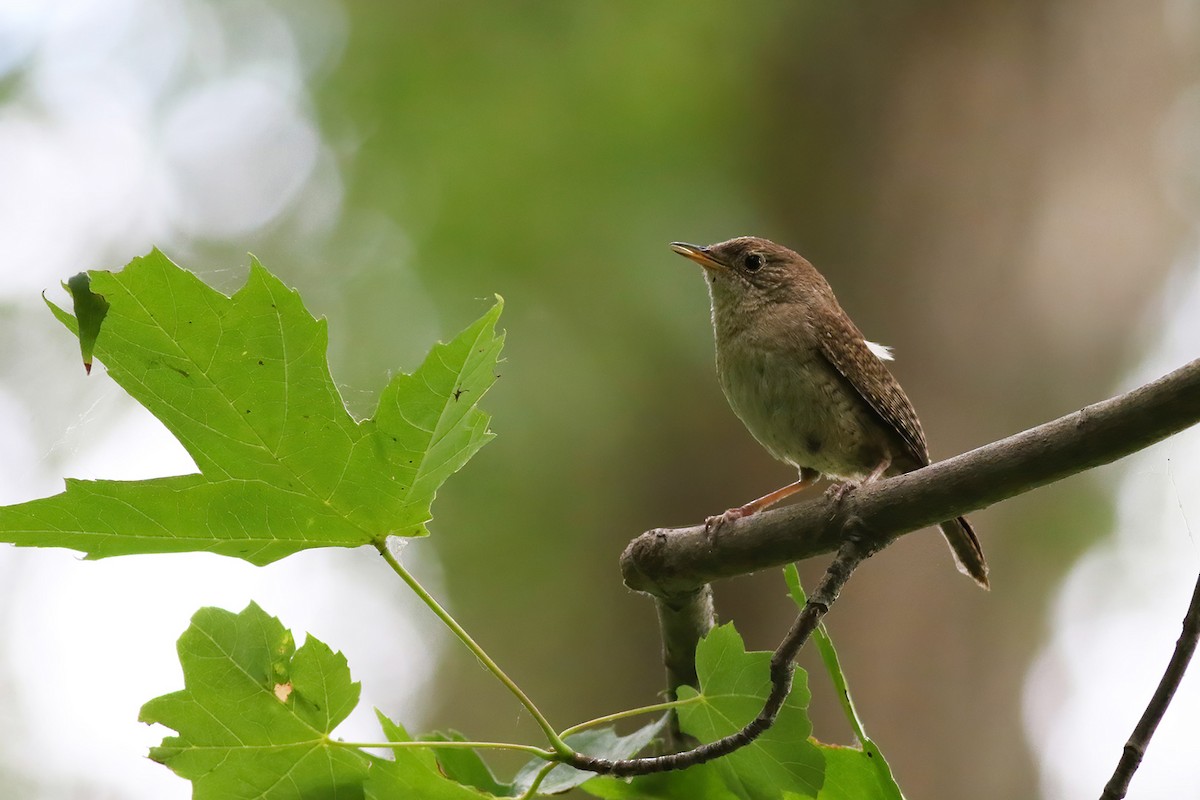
[{"x1": 670, "y1": 242, "x2": 726, "y2": 273}]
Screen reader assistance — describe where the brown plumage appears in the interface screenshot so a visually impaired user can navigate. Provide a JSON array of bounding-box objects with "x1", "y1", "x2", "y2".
[{"x1": 671, "y1": 236, "x2": 988, "y2": 589}]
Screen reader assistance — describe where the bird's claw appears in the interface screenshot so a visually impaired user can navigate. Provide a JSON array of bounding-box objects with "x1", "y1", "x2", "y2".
[
  {"x1": 824, "y1": 481, "x2": 858, "y2": 505},
  {"x1": 704, "y1": 507, "x2": 745, "y2": 535}
]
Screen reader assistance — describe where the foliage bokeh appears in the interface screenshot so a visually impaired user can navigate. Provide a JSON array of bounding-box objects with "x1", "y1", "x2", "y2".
[{"x1": 0, "y1": 2, "x2": 1195, "y2": 798}]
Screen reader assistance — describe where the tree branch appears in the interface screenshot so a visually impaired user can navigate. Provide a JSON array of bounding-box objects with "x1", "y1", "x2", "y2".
[
  {"x1": 654, "y1": 584, "x2": 714, "y2": 748},
  {"x1": 556, "y1": 358, "x2": 1200, "y2": 779},
  {"x1": 1100, "y1": 571, "x2": 1200, "y2": 800},
  {"x1": 622, "y1": 358, "x2": 1200, "y2": 598},
  {"x1": 565, "y1": 527, "x2": 877, "y2": 776}
]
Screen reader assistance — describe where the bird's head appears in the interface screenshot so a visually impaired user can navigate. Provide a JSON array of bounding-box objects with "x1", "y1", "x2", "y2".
[{"x1": 670, "y1": 236, "x2": 825, "y2": 312}]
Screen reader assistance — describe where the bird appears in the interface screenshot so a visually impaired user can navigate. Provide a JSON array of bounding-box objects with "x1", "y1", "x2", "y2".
[{"x1": 671, "y1": 236, "x2": 988, "y2": 588}]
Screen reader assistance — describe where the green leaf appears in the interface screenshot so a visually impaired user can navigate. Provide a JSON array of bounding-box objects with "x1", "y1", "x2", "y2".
[
  {"x1": 584, "y1": 624, "x2": 834, "y2": 800},
  {"x1": 562, "y1": 577, "x2": 909, "y2": 800},
  {"x1": 62, "y1": 271, "x2": 109, "y2": 374},
  {"x1": 365, "y1": 712, "x2": 494, "y2": 799},
  {"x1": 424, "y1": 730, "x2": 514, "y2": 796},
  {"x1": 675, "y1": 624, "x2": 825, "y2": 800},
  {"x1": 139, "y1": 602, "x2": 370, "y2": 799},
  {"x1": 784, "y1": 565, "x2": 902, "y2": 800},
  {"x1": 582, "y1": 763, "x2": 738, "y2": 800},
  {"x1": 511, "y1": 715, "x2": 669, "y2": 796},
  {"x1": 1, "y1": 250, "x2": 504, "y2": 563},
  {"x1": 816, "y1": 746, "x2": 903, "y2": 800}
]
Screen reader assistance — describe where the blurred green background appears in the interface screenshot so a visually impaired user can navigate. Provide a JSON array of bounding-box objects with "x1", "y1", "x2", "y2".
[{"x1": 1, "y1": 2, "x2": 1197, "y2": 798}]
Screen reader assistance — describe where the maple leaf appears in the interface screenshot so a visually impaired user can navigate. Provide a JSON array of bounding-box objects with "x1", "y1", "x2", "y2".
[
  {"x1": 140, "y1": 602, "x2": 370, "y2": 799},
  {"x1": 0, "y1": 251, "x2": 503, "y2": 563}
]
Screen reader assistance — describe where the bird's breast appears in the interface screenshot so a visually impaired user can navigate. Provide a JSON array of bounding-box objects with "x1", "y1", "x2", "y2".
[{"x1": 715, "y1": 334, "x2": 886, "y2": 480}]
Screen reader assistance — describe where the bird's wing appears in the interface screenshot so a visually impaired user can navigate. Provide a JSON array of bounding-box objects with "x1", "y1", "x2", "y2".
[{"x1": 813, "y1": 305, "x2": 930, "y2": 467}]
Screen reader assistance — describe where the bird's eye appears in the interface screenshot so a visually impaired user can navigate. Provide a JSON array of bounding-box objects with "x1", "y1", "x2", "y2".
[{"x1": 744, "y1": 253, "x2": 764, "y2": 272}]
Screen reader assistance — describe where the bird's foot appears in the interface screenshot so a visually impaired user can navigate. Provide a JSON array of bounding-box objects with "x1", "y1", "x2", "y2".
[
  {"x1": 704, "y1": 507, "x2": 746, "y2": 534},
  {"x1": 824, "y1": 480, "x2": 859, "y2": 505}
]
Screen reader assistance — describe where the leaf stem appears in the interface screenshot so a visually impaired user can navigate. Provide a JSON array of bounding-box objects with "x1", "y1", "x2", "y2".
[
  {"x1": 374, "y1": 539, "x2": 572, "y2": 756},
  {"x1": 558, "y1": 698, "x2": 696, "y2": 738},
  {"x1": 332, "y1": 738, "x2": 553, "y2": 758},
  {"x1": 519, "y1": 762, "x2": 558, "y2": 799},
  {"x1": 785, "y1": 565, "x2": 867, "y2": 742}
]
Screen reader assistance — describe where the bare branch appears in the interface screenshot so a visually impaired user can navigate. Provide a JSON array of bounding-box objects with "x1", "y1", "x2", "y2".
[
  {"x1": 654, "y1": 584, "x2": 714, "y2": 748},
  {"x1": 1100, "y1": 571, "x2": 1200, "y2": 800},
  {"x1": 622, "y1": 358, "x2": 1200, "y2": 598}
]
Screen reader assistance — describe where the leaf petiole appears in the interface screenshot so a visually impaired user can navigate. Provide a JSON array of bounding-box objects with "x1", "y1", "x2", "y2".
[
  {"x1": 558, "y1": 697, "x2": 697, "y2": 738},
  {"x1": 374, "y1": 539, "x2": 573, "y2": 756},
  {"x1": 518, "y1": 762, "x2": 557, "y2": 799},
  {"x1": 785, "y1": 564, "x2": 867, "y2": 741},
  {"x1": 330, "y1": 738, "x2": 554, "y2": 759}
]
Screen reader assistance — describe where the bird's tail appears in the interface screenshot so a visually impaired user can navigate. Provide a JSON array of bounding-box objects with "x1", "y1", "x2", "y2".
[{"x1": 939, "y1": 517, "x2": 989, "y2": 590}]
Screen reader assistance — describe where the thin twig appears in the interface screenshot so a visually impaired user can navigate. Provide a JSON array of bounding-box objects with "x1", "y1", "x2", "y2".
[
  {"x1": 1100, "y1": 572, "x2": 1200, "y2": 800},
  {"x1": 563, "y1": 525, "x2": 877, "y2": 777}
]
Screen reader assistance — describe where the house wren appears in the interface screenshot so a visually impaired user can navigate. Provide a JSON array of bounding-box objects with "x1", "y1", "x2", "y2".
[{"x1": 671, "y1": 236, "x2": 989, "y2": 588}]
